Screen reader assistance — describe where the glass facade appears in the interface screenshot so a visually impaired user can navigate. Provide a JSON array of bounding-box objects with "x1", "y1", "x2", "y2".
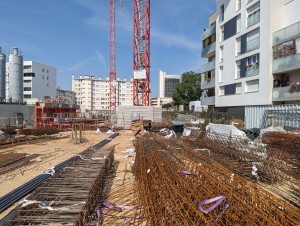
[{"x1": 165, "y1": 78, "x2": 180, "y2": 97}]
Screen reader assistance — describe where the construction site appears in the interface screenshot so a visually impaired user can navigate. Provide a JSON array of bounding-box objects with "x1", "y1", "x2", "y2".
[{"x1": 0, "y1": 0, "x2": 300, "y2": 225}]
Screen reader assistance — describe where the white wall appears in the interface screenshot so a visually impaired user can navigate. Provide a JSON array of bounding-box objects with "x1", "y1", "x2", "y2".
[
  {"x1": 284, "y1": 0, "x2": 300, "y2": 26},
  {"x1": 23, "y1": 61, "x2": 57, "y2": 100}
]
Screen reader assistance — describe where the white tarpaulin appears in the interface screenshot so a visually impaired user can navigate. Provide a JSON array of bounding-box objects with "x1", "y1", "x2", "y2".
[{"x1": 206, "y1": 123, "x2": 249, "y2": 140}]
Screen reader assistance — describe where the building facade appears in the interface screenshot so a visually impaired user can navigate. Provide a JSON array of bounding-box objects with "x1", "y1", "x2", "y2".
[
  {"x1": 158, "y1": 70, "x2": 180, "y2": 98},
  {"x1": 150, "y1": 97, "x2": 173, "y2": 107},
  {"x1": 22, "y1": 61, "x2": 57, "y2": 101},
  {"x1": 56, "y1": 88, "x2": 76, "y2": 105},
  {"x1": 72, "y1": 75, "x2": 133, "y2": 113},
  {"x1": 201, "y1": 12, "x2": 217, "y2": 106},
  {"x1": 201, "y1": 0, "x2": 300, "y2": 120}
]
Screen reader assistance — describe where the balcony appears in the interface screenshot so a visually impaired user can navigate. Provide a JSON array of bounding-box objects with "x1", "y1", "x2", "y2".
[
  {"x1": 201, "y1": 42, "x2": 216, "y2": 58},
  {"x1": 272, "y1": 86, "x2": 300, "y2": 102},
  {"x1": 247, "y1": 11, "x2": 260, "y2": 28},
  {"x1": 202, "y1": 24, "x2": 216, "y2": 40},
  {"x1": 200, "y1": 60, "x2": 215, "y2": 73},
  {"x1": 201, "y1": 78, "x2": 215, "y2": 89},
  {"x1": 273, "y1": 53, "x2": 300, "y2": 74},
  {"x1": 246, "y1": 63, "x2": 259, "y2": 76},
  {"x1": 273, "y1": 21, "x2": 300, "y2": 46},
  {"x1": 247, "y1": 37, "x2": 260, "y2": 52},
  {"x1": 200, "y1": 96, "x2": 215, "y2": 106}
]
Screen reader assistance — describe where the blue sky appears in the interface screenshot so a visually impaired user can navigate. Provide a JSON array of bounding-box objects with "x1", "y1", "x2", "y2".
[{"x1": 0, "y1": 0, "x2": 215, "y2": 97}]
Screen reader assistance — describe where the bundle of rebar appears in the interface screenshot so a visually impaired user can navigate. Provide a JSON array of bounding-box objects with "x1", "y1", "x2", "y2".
[
  {"x1": 0, "y1": 133, "x2": 119, "y2": 225},
  {"x1": 133, "y1": 134, "x2": 300, "y2": 225},
  {"x1": 1, "y1": 147, "x2": 114, "y2": 225}
]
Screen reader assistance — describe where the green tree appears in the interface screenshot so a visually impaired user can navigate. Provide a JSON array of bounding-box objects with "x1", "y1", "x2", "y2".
[
  {"x1": 172, "y1": 71, "x2": 202, "y2": 111},
  {"x1": 162, "y1": 102, "x2": 173, "y2": 110}
]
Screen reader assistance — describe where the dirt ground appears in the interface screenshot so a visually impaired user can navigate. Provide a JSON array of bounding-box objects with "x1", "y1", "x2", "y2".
[{"x1": 0, "y1": 130, "x2": 136, "y2": 220}]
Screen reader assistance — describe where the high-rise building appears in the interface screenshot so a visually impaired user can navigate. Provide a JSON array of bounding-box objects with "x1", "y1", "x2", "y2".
[
  {"x1": 158, "y1": 70, "x2": 180, "y2": 98},
  {"x1": 201, "y1": 0, "x2": 300, "y2": 119},
  {"x1": 72, "y1": 75, "x2": 133, "y2": 113}
]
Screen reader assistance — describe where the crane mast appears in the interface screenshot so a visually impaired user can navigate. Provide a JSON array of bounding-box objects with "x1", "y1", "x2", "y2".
[
  {"x1": 109, "y1": 0, "x2": 117, "y2": 120},
  {"x1": 133, "y1": 0, "x2": 151, "y2": 106}
]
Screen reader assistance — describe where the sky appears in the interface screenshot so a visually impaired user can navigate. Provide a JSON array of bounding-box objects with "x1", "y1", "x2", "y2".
[{"x1": 0, "y1": 0, "x2": 216, "y2": 97}]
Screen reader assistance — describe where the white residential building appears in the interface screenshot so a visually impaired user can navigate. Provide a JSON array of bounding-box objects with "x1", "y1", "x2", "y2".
[
  {"x1": 72, "y1": 75, "x2": 133, "y2": 113},
  {"x1": 158, "y1": 70, "x2": 180, "y2": 98},
  {"x1": 23, "y1": 61, "x2": 56, "y2": 101},
  {"x1": 201, "y1": 0, "x2": 300, "y2": 119},
  {"x1": 150, "y1": 97, "x2": 173, "y2": 107}
]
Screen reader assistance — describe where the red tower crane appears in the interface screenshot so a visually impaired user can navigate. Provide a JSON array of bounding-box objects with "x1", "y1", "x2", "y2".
[
  {"x1": 109, "y1": 0, "x2": 117, "y2": 117},
  {"x1": 133, "y1": 0, "x2": 151, "y2": 106}
]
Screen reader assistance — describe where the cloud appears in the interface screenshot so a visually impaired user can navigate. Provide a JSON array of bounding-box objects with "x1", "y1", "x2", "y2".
[{"x1": 152, "y1": 29, "x2": 200, "y2": 53}]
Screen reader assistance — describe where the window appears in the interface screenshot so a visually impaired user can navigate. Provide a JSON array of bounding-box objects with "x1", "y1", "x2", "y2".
[
  {"x1": 237, "y1": 15, "x2": 241, "y2": 33},
  {"x1": 24, "y1": 73, "x2": 35, "y2": 77},
  {"x1": 220, "y1": 46, "x2": 224, "y2": 63},
  {"x1": 236, "y1": 37, "x2": 241, "y2": 56},
  {"x1": 219, "y1": 66, "x2": 223, "y2": 83},
  {"x1": 236, "y1": 61, "x2": 241, "y2": 78},
  {"x1": 24, "y1": 94, "x2": 32, "y2": 98},
  {"x1": 247, "y1": 28, "x2": 260, "y2": 52},
  {"x1": 220, "y1": 26, "x2": 224, "y2": 42},
  {"x1": 42, "y1": 69, "x2": 45, "y2": 72},
  {"x1": 224, "y1": 83, "x2": 242, "y2": 95},
  {"x1": 236, "y1": 82, "x2": 242, "y2": 94},
  {"x1": 47, "y1": 70, "x2": 49, "y2": 73},
  {"x1": 246, "y1": 79, "x2": 259, "y2": 92},
  {"x1": 24, "y1": 80, "x2": 31, "y2": 83},
  {"x1": 236, "y1": 0, "x2": 241, "y2": 11},
  {"x1": 220, "y1": 4, "x2": 225, "y2": 22},
  {"x1": 24, "y1": 87, "x2": 31, "y2": 91},
  {"x1": 246, "y1": 53, "x2": 260, "y2": 76},
  {"x1": 47, "y1": 76, "x2": 49, "y2": 80},
  {"x1": 247, "y1": 3, "x2": 260, "y2": 27},
  {"x1": 24, "y1": 65, "x2": 31, "y2": 70}
]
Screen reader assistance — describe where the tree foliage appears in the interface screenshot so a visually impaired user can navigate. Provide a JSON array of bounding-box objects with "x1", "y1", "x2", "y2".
[{"x1": 172, "y1": 71, "x2": 202, "y2": 110}]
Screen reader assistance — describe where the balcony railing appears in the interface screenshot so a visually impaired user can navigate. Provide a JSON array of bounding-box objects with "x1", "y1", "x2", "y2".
[
  {"x1": 272, "y1": 86, "x2": 300, "y2": 102},
  {"x1": 200, "y1": 60, "x2": 215, "y2": 73},
  {"x1": 247, "y1": 37, "x2": 260, "y2": 52},
  {"x1": 273, "y1": 21, "x2": 300, "y2": 46},
  {"x1": 247, "y1": 11, "x2": 260, "y2": 28},
  {"x1": 273, "y1": 53, "x2": 300, "y2": 74},
  {"x1": 246, "y1": 63, "x2": 259, "y2": 76},
  {"x1": 201, "y1": 42, "x2": 216, "y2": 58},
  {"x1": 201, "y1": 78, "x2": 215, "y2": 89},
  {"x1": 200, "y1": 96, "x2": 215, "y2": 106},
  {"x1": 202, "y1": 24, "x2": 216, "y2": 40}
]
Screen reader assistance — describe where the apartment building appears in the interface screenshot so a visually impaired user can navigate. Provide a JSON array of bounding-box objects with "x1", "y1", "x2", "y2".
[
  {"x1": 22, "y1": 61, "x2": 57, "y2": 101},
  {"x1": 201, "y1": 0, "x2": 300, "y2": 120},
  {"x1": 72, "y1": 75, "x2": 133, "y2": 113},
  {"x1": 201, "y1": 12, "x2": 217, "y2": 106}
]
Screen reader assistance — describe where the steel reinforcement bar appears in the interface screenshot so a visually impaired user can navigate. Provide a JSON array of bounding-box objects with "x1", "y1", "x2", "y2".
[
  {"x1": 132, "y1": 134, "x2": 300, "y2": 225},
  {"x1": 0, "y1": 133, "x2": 119, "y2": 222}
]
